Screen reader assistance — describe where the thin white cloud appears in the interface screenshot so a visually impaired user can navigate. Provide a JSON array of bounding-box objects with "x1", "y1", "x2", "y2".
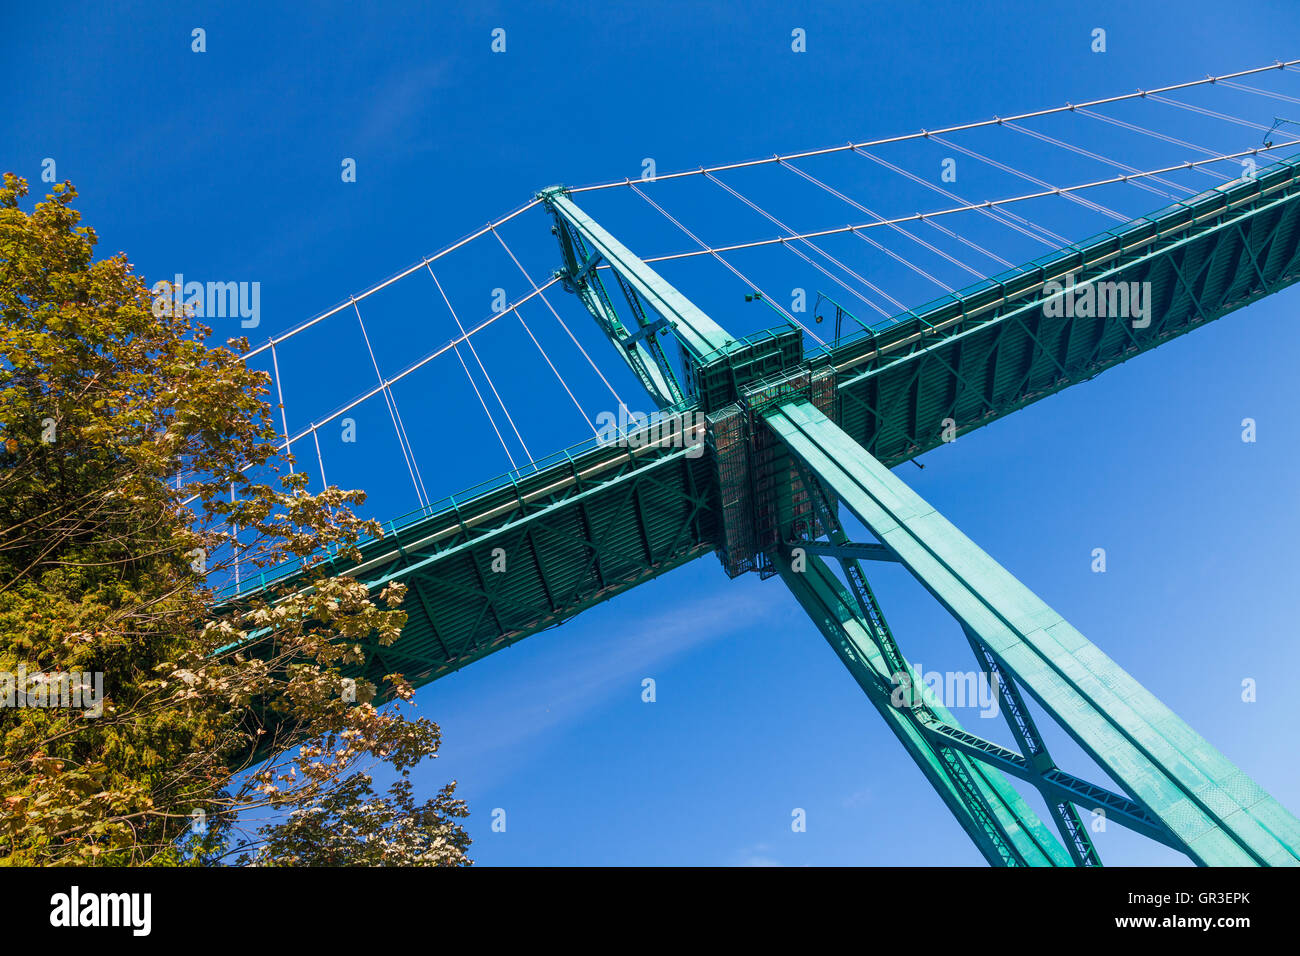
[{"x1": 420, "y1": 578, "x2": 787, "y2": 769}]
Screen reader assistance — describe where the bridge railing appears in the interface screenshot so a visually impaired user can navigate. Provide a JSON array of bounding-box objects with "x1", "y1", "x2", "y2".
[
  {"x1": 212, "y1": 150, "x2": 1300, "y2": 606},
  {"x1": 808, "y1": 152, "x2": 1300, "y2": 369},
  {"x1": 210, "y1": 393, "x2": 700, "y2": 603}
]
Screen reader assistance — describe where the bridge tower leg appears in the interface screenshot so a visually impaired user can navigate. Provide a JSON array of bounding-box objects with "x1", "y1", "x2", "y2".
[
  {"x1": 766, "y1": 398, "x2": 1300, "y2": 867},
  {"x1": 541, "y1": 186, "x2": 1300, "y2": 866}
]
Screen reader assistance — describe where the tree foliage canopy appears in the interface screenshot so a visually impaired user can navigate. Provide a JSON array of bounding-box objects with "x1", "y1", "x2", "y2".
[{"x1": 0, "y1": 174, "x2": 470, "y2": 866}]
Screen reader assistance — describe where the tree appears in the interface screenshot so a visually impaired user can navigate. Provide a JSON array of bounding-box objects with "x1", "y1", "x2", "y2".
[{"x1": 0, "y1": 174, "x2": 470, "y2": 866}]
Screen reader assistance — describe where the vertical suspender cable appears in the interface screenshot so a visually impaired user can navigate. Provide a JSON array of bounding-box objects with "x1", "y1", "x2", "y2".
[
  {"x1": 270, "y1": 343, "x2": 294, "y2": 474},
  {"x1": 352, "y1": 298, "x2": 429, "y2": 509},
  {"x1": 628, "y1": 182, "x2": 827, "y2": 345},
  {"x1": 427, "y1": 263, "x2": 532, "y2": 468}
]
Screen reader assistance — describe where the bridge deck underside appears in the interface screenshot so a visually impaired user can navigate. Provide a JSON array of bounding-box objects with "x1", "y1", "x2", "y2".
[
  {"x1": 245, "y1": 156, "x2": 1300, "y2": 694},
  {"x1": 833, "y1": 156, "x2": 1300, "y2": 465},
  {"x1": 331, "y1": 440, "x2": 716, "y2": 690}
]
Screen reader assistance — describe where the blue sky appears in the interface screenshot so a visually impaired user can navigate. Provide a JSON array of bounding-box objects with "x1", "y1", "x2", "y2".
[{"x1": 6, "y1": 0, "x2": 1300, "y2": 865}]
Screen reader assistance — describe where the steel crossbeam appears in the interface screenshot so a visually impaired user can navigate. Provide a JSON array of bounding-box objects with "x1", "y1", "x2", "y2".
[{"x1": 764, "y1": 398, "x2": 1300, "y2": 866}]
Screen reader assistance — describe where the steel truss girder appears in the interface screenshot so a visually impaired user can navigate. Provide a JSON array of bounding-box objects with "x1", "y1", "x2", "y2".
[
  {"x1": 914, "y1": 712, "x2": 1174, "y2": 849},
  {"x1": 963, "y1": 630, "x2": 1102, "y2": 866},
  {"x1": 772, "y1": 547, "x2": 1072, "y2": 866},
  {"x1": 790, "y1": 456, "x2": 1113, "y2": 863},
  {"x1": 792, "y1": 540, "x2": 899, "y2": 563},
  {"x1": 543, "y1": 195, "x2": 685, "y2": 407},
  {"x1": 407, "y1": 454, "x2": 710, "y2": 648},
  {"x1": 541, "y1": 189, "x2": 737, "y2": 375},
  {"x1": 834, "y1": 165, "x2": 1300, "y2": 465},
  {"x1": 766, "y1": 397, "x2": 1300, "y2": 867}
]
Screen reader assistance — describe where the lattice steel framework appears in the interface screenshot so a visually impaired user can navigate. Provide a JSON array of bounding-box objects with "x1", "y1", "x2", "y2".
[
  {"x1": 530, "y1": 173, "x2": 1300, "y2": 866},
  {"x1": 231, "y1": 152, "x2": 1300, "y2": 865}
]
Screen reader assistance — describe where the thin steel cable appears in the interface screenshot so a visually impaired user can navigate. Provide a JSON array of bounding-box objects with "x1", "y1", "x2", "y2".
[
  {"x1": 1001, "y1": 120, "x2": 1188, "y2": 199},
  {"x1": 567, "y1": 59, "x2": 1300, "y2": 194},
  {"x1": 243, "y1": 198, "x2": 540, "y2": 360},
  {"x1": 231, "y1": 482, "x2": 241, "y2": 592},
  {"x1": 508, "y1": 301, "x2": 600, "y2": 437},
  {"x1": 492, "y1": 227, "x2": 631, "y2": 417},
  {"x1": 815, "y1": 145, "x2": 1028, "y2": 263},
  {"x1": 450, "y1": 343, "x2": 518, "y2": 471},
  {"x1": 779, "y1": 240, "x2": 892, "y2": 322},
  {"x1": 381, "y1": 377, "x2": 431, "y2": 506},
  {"x1": 312, "y1": 428, "x2": 328, "y2": 488},
  {"x1": 915, "y1": 213, "x2": 1016, "y2": 267},
  {"x1": 270, "y1": 343, "x2": 293, "y2": 475},
  {"x1": 1218, "y1": 78, "x2": 1300, "y2": 107},
  {"x1": 704, "y1": 170, "x2": 894, "y2": 319},
  {"x1": 781, "y1": 159, "x2": 984, "y2": 283},
  {"x1": 603, "y1": 138, "x2": 1300, "y2": 268},
  {"x1": 783, "y1": 164, "x2": 957, "y2": 293},
  {"x1": 426, "y1": 264, "x2": 527, "y2": 470},
  {"x1": 928, "y1": 133, "x2": 1128, "y2": 221},
  {"x1": 1073, "y1": 108, "x2": 1231, "y2": 181},
  {"x1": 352, "y1": 298, "x2": 428, "y2": 508},
  {"x1": 290, "y1": 281, "x2": 561, "y2": 451},
  {"x1": 628, "y1": 181, "x2": 827, "y2": 344},
  {"x1": 853, "y1": 146, "x2": 1059, "y2": 250},
  {"x1": 1147, "y1": 93, "x2": 1273, "y2": 132},
  {"x1": 477, "y1": 238, "x2": 602, "y2": 437},
  {"x1": 181, "y1": 277, "x2": 562, "y2": 506}
]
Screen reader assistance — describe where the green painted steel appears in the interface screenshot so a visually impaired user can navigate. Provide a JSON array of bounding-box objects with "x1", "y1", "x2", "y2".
[
  {"x1": 776, "y1": 453, "x2": 1073, "y2": 865},
  {"x1": 230, "y1": 155, "x2": 1300, "y2": 865},
  {"x1": 236, "y1": 159, "x2": 1300, "y2": 688},
  {"x1": 828, "y1": 156, "x2": 1300, "y2": 467},
  {"x1": 541, "y1": 189, "x2": 738, "y2": 364},
  {"x1": 542, "y1": 189, "x2": 809, "y2": 413},
  {"x1": 765, "y1": 397, "x2": 1300, "y2": 867},
  {"x1": 263, "y1": 156, "x2": 1300, "y2": 690},
  {"x1": 774, "y1": 549, "x2": 1072, "y2": 867},
  {"x1": 222, "y1": 424, "x2": 717, "y2": 690},
  {"x1": 541, "y1": 188, "x2": 687, "y2": 408}
]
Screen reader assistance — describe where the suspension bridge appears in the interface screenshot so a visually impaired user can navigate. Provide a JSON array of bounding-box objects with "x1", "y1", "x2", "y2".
[{"x1": 214, "y1": 59, "x2": 1300, "y2": 866}]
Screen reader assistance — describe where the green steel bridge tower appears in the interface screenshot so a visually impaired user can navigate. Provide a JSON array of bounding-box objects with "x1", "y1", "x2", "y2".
[{"x1": 229, "y1": 73, "x2": 1300, "y2": 866}]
